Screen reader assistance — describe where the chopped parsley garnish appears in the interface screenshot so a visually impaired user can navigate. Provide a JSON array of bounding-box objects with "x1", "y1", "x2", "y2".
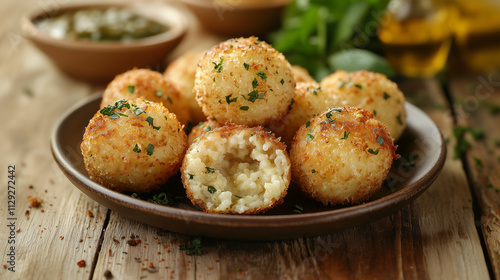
[
  {"x1": 376, "y1": 136, "x2": 384, "y2": 146},
  {"x1": 383, "y1": 92, "x2": 390, "y2": 100},
  {"x1": 242, "y1": 90, "x2": 264, "y2": 103},
  {"x1": 166, "y1": 96, "x2": 173, "y2": 104},
  {"x1": 288, "y1": 98, "x2": 295, "y2": 111},
  {"x1": 179, "y1": 237, "x2": 202, "y2": 255},
  {"x1": 252, "y1": 78, "x2": 259, "y2": 89},
  {"x1": 240, "y1": 106, "x2": 249, "y2": 111},
  {"x1": 205, "y1": 167, "x2": 215, "y2": 174},
  {"x1": 23, "y1": 87, "x2": 33, "y2": 96},
  {"x1": 213, "y1": 57, "x2": 223, "y2": 73},
  {"x1": 146, "y1": 116, "x2": 160, "y2": 130},
  {"x1": 233, "y1": 194, "x2": 243, "y2": 199},
  {"x1": 226, "y1": 94, "x2": 237, "y2": 104},
  {"x1": 188, "y1": 174, "x2": 195, "y2": 179},
  {"x1": 474, "y1": 157, "x2": 483, "y2": 170},
  {"x1": 256, "y1": 71, "x2": 267, "y2": 81},
  {"x1": 311, "y1": 169, "x2": 317, "y2": 173},
  {"x1": 470, "y1": 128, "x2": 484, "y2": 140},
  {"x1": 305, "y1": 120, "x2": 310, "y2": 128},
  {"x1": 204, "y1": 126, "x2": 212, "y2": 132},
  {"x1": 397, "y1": 114, "x2": 403, "y2": 125},
  {"x1": 400, "y1": 153, "x2": 419, "y2": 168},
  {"x1": 453, "y1": 126, "x2": 472, "y2": 158},
  {"x1": 127, "y1": 85, "x2": 135, "y2": 93},
  {"x1": 338, "y1": 80, "x2": 345, "y2": 88},
  {"x1": 355, "y1": 84, "x2": 362, "y2": 89},
  {"x1": 368, "y1": 148, "x2": 379, "y2": 155},
  {"x1": 133, "y1": 144, "x2": 141, "y2": 153},
  {"x1": 100, "y1": 99, "x2": 131, "y2": 120},
  {"x1": 207, "y1": 186, "x2": 216, "y2": 193},
  {"x1": 292, "y1": 204, "x2": 303, "y2": 214},
  {"x1": 373, "y1": 110, "x2": 377, "y2": 116},
  {"x1": 243, "y1": 63, "x2": 249, "y2": 70},
  {"x1": 325, "y1": 108, "x2": 342, "y2": 119},
  {"x1": 133, "y1": 107, "x2": 145, "y2": 116},
  {"x1": 494, "y1": 139, "x2": 500, "y2": 147},
  {"x1": 155, "y1": 90, "x2": 162, "y2": 98},
  {"x1": 306, "y1": 133, "x2": 314, "y2": 141},
  {"x1": 341, "y1": 131, "x2": 350, "y2": 140},
  {"x1": 146, "y1": 144, "x2": 155, "y2": 156},
  {"x1": 311, "y1": 87, "x2": 321, "y2": 96},
  {"x1": 280, "y1": 79, "x2": 284, "y2": 85},
  {"x1": 117, "y1": 113, "x2": 128, "y2": 117}
]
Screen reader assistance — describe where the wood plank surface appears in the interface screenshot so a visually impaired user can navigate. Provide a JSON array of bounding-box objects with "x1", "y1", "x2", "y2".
[
  {"x1": 0, "y1": 0, "x2": 495, "y2": 279},
  {"x1": 448, "y1": 73, "x2": 500, "y2": 279}
]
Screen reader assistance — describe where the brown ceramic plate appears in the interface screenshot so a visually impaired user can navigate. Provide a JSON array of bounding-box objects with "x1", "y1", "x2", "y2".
[{"x1": 51, "y1": 93, "x2": 446, "y2": 240}]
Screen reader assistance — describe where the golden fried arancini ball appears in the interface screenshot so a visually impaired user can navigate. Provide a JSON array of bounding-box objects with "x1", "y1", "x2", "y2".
[
  {"x1": 290, "y1": 107, "x2": 399, "y2": 206},
  {"x1": 291, "y1": 65, "x2": 316, "y2": 83},
  {"x1": 187, "y1": 120, "x2": 222, "y2": 146},
  {"x1": 194, "y1": 36, "x2": 296, "y2": 126},
  {"x1": 101, "y1": 68, "x2": 190, "y2": 124},
  {"x1": 181, "y1": 124, "x2": 291, "y2": 214},
  {"x1": 81, "y1": 98, "x2": 188, "y2": 193},
  {"x1": 164, "y1": 51, "x2": 206, "y2": 123},
  {"x1": 320, "y1": 70, "x2": 406, "y2": 140},
  {"x1": 268, "y1": 81, "x2": 340, "y2": 146}
]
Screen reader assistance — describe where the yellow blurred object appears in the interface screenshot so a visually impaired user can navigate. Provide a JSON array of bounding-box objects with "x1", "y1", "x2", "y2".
[
  {"x1": 454, "y1": 0, "x2": 500, "y2": 73},
  {"x1": 378, "y1": 0, "x2": 455, "y2": 77}
]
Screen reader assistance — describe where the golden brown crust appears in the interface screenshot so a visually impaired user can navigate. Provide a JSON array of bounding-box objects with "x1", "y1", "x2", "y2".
[
  {"x1": 81, "y1": 98, "x2": 188, "y2": 193},
  {"x1": 101, "y1": 68, "x2": 190, "y2": 124},
  {"x1": 320, "y1": 70, "x2": 407, "y2": 140},
  {"x1": 290, "y1": 106, "x2": 398, "y2": 206},
  {"x1": 194, "y1": 36, "x2": 296, "y2": 126}
]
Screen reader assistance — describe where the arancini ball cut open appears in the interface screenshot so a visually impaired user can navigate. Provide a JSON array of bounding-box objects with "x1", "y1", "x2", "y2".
[
  {"x1": 320, "y1": 70, "x2": 407, "y2": 140},
  {"x1": 101, "y1": 68, "x2": 190, "y2": 124},
  {"x1": 181, "y1": 124, "x2": 291, "y2": 214},
  {"x1": 194, "y1": 37, "x2": 296, "y2": 126},
  {"x1": 290, "y1": 107, "x2": 399, "y2": 206},
  {"x1": 81, "y1": 98, "x2": 188, "y2": 193}
]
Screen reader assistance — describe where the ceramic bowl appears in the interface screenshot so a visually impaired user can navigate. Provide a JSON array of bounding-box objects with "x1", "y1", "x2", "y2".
[
  {"x1": 21, "y1": 2, "x2": 189, "y2": 83},
  {"x1": 179, "y1": 0, "x2": 289, "y2": 37}
]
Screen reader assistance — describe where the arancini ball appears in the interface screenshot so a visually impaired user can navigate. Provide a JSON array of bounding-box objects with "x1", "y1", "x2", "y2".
[
  {"x1": 164, "y1": 51, "x2": 207, "y2": 123},
  {"x1": 194, "y1": 36, "x2": 296, "y2": 126},
  {"x1": 320, "y1": 70, "x2": 407, "y2": 140},
  {"x1": 267, "y1": 81, "x2": 340, "y2": 146},
  {"x1": 81, "y1": 98, "x2": 188, "y2": 193},
  {"x1": 181, "y1": 124, "x2": 291, "y2": 214},
  {"x1": 290, "y1": 106, "x2": 399, "y2": 206},
  {"x1": 101, "y1": 68, "x2": 190, "y2": 124}
]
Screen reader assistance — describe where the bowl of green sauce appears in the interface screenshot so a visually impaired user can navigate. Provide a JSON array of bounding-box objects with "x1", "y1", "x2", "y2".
[{"x1": 22, "y1": 2, "x2": 189, "y2": 83}]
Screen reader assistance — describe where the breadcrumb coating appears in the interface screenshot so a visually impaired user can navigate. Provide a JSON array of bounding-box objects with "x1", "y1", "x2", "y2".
[{"x1": 290, "y1": 106, "x2": 399, "y2": 206}]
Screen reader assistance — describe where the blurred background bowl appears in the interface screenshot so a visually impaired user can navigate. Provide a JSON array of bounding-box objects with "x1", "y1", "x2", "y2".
[
  {"x1": 21, "y1": 2, "x2": 189, "y2": 84},
  {"x1": 179, "y1": 0, "x2": 289, "y2": 37}
]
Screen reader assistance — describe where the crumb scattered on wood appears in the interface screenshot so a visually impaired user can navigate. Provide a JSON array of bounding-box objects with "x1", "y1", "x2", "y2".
[
  {"x1": 28, "y1": 196, "x2": 43, "y2": 208},
  {"x1": 77, "y1": 260, "x2": 86, "y2": 267},
  {"x1": 87, "y1": 210, "x2": 94, "y2": 218}
]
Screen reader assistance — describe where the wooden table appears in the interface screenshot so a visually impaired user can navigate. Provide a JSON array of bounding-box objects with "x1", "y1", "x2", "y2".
[{"x1": 1, "y1": 1, "x2": 499, "y2": 279}]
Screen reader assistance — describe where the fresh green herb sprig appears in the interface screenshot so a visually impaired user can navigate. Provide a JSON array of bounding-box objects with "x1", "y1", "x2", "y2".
[
  {"x1": 180, "y1": 237, "x2": 202, "y2": 255},
  {"x1": 269, "y1": 0, "x2": 392, "y2": 80}
]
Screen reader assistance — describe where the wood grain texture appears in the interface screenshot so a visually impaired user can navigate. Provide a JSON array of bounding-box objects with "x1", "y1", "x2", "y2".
[
  {"x1": 449, "y1": 73, "x2": 500, "y2": 279},
  {"x1": 0, "y1": 0, "x2": 494, "y2": 279}
]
